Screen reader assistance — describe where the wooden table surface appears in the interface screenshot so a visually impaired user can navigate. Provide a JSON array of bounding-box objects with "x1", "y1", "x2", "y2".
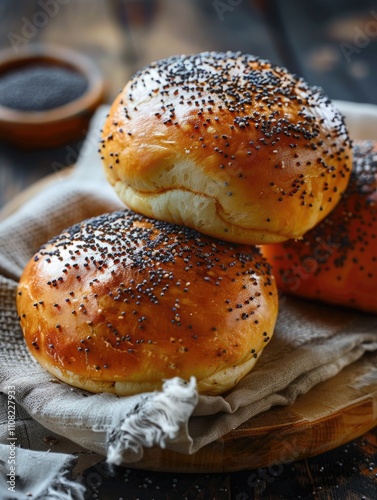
[{"x1": 1, "y1": 1, "x2": 376, "y2": 498}]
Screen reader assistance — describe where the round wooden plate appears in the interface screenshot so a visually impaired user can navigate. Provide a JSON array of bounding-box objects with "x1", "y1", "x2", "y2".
[
  {"x1": 0, "y1": 167, "x2": 72, "y2": 221},
  {"x1": 2, "y1": 170, "x2": 377, "y2": 473},
  {"x1": 131, "y1": 352, "x2": 377, "y2": 472}
]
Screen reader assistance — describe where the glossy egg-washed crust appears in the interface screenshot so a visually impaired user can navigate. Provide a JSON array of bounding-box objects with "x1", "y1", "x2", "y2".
[
  {"x1": 101, "y1": 51, "x2": 352, "y2": 245},
  {"x1": 17, "y1": 210, "x2": 278, "y2": 396},
  {"x1": 262, "y1": 141, "x2": 377, "y2": 314}
]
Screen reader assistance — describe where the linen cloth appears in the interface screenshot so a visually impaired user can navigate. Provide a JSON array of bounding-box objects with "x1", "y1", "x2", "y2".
[{"x1": 1, "y1": 103, "x2": 377, "y2": 498}]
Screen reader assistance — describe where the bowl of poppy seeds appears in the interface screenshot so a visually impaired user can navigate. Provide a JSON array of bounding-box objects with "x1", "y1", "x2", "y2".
[{"x1": 0, "y1": 44, "x2": 105, "y2": 148}]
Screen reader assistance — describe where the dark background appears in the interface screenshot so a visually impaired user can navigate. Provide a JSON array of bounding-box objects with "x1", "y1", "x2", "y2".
[{"x1": 1, "y1": 0, "x2": 377, "y2": 103}]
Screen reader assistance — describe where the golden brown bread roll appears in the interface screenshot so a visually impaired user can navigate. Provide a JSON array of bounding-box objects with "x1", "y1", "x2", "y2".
[
  {"x1": 17, "y1": 210, "x2": 278, "y2": 396},
  {"x1": 101, "y1": 51, "x2": 352, "y2": 245},
  {"x1": 262, "y1": 141, "x2": 377, "y2": 314}
]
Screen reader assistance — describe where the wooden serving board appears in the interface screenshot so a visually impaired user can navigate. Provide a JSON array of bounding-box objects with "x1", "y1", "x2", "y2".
[
  {"x1": 2, "y1": 174, "x2": 377, "y2": 473},
  {"x1": 127, "y1": 352, "x2": 377, "y2": 472},
  {"x1": 0, "y1": 167, "x2": 72, "y2": 221}
]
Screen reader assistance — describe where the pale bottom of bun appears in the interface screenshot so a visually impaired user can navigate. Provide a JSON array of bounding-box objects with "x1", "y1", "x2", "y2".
[
  {"x1": 34, "y1": 349, "x2": 261, "y2": 396},
  {"x1": 114, "y1": 181, "x2": 289, "y2": 245}
]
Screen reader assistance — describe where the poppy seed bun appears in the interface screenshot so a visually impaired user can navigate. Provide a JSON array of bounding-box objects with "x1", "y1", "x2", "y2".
[
  {"x1": 101, "y1": 51, "x2": 352, "y2": 245},
  {"x1": 262, "y1": 141, "x2": 377, "y2": 314},
  {"x1": 17, "y1": 209, "x2": 278, "y2": 396}
]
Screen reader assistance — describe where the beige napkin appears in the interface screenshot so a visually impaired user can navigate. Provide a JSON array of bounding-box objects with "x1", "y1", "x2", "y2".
[{"x1": 1, "y1": 104, "x2": 377, "y2": 482}]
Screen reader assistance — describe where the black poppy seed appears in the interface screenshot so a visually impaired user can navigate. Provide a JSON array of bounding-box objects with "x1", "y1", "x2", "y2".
[{"x1": 0, "y1": 65, "x2": 88, "y2": 111}]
